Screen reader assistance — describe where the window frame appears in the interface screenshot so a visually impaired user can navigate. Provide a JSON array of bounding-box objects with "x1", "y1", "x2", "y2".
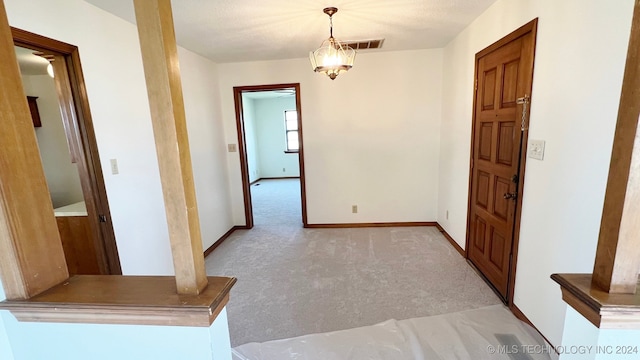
[{"x1": 284, "y1": 109, "x2": 299, "y2": 153}]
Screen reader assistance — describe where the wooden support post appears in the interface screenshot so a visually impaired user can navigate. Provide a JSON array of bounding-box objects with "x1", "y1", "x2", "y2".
[
  {"x1": 133, "y1": 0, "x2": 207, "y2": 295},
  {"x1": 592, "y1": 0, "x2": 640, "y2": 294},
  {"x1": 0, "y1": 0, "x2": 69, "y2": 299}
]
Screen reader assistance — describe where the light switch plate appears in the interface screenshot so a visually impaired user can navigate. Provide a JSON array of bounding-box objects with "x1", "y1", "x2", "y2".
[
  {"x1": 528, "y1": 140, "x2": 545, "y2": 160},
  {"x1": 110, "y1": 159, "x2": 119, "y2": 174}
]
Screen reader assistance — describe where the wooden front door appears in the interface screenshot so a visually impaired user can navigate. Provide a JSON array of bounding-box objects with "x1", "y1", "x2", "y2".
[{"x1": 467, "y1": 20, "x2": 537, "y2": 301}]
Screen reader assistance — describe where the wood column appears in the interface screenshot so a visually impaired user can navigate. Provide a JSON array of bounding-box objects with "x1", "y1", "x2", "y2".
[
  {"x1": 592, "y1": 0, "x2": 640, "y2": 294},
  {"x1": 0, "y1": 0, "x2": 69, "y2": 299},
  {"x1": 133, "y1": 0, "x2": 207, "y2": 295}
]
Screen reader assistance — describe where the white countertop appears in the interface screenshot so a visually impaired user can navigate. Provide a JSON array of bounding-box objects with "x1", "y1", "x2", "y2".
[{"x1": 54, "y1": 201, "x2": 87, "y2": 217}]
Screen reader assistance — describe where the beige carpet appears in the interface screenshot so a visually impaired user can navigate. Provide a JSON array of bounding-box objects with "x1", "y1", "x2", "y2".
[{"x1": 205, "y1": 179, "x2": 501, "y2": 347}]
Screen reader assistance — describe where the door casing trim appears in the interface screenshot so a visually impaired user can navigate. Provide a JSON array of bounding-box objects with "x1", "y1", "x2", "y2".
[
  {"x1": 12, "y1": 27, "x2": 122, "y2": 275},
  {"x1": 232, "y1": 83, "x2": 308, "y2": 228}
]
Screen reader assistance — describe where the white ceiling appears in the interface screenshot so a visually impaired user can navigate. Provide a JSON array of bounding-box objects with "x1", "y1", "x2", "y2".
[
  {"x1": 84, "y1": 0, "x2": 498, "y2": 63},
  {"x1": 14, "y1": 46, "x2": 50, "y2": 76}
]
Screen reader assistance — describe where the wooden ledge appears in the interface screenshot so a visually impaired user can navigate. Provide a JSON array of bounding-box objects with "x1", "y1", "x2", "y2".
[
  {"x1": 0, "y1": 275, "x2": 236, "y2": 327},
  {"x1": 552, "y1": 273, "x2": 640, "y2": 329}
]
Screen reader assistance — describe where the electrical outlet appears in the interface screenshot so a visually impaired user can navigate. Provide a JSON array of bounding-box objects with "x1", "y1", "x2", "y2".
[
  {"x1": 228, "y1": 144, "x2": 237, "y2": 152},
  {"x1": 110, "y1": 159, "x2": 119, "y2": 175},
  {"x1": 282, "y1": 167, "x2": 286, "y2": 172},
  {"x1": 352, "y1": 205, "x2": 358, "y2": 214}
]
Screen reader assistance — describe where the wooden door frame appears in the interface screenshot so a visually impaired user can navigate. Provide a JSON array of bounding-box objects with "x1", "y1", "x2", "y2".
[
  {"x1": 465, "y1": 19, "x2": 538, "y2": 305},
  {"x1": 233, "y1": 83, "x2": 308, "y2": 228},
  {"x1": 12, "y1": 27, "x2": 122, "y2": 275}
]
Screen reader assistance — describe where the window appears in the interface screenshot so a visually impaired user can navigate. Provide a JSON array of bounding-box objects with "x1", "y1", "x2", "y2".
[{"x1": 284, "y1": 110, "x2": 299, "y2": 152}]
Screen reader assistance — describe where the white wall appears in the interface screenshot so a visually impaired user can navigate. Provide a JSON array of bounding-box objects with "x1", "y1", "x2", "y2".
[
  {"x1": 2, "y1": 313, "x2": 213, "y2": 360},
  {"x1": 179, "y1": 48, "x2": 234, "y2": 250},
  {"x1": 242, "y1": 97, "x2": 261, "y2": 182},
  {"x1": 218, "y1": 49, "x2": 443, "y2": 225},
  {"x1": 437, "y1": 0, "x2": 635, "y2": 346},
  {"x1": 0, "y1": 280, "x2": 15, "y2": 360},
  {"x1": 22, "y1": 75, "x2": 84, "y2": 208},
  {"x1": 560, "y1": 307, "x2": 640, "y2": 360},
  {"x1": 559, "y1": 307, "x2": 600, "y2": 360},
  {"x1": 6, "y1": 0, "x2": 233, "y2": 275},
  {"x1": 254, "y1": 96, "x2": 299, "y2": 178}
]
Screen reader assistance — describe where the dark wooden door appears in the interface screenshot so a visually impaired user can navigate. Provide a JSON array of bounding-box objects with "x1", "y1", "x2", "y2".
[{"x1": 468, "y1": 23, "x2": 536, "y2": 300}]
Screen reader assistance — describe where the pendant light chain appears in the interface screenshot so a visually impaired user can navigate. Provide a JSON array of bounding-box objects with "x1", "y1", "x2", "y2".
[
  {"x1": 329, "y1": 15, "x2": 333, "y2": 38},
  {"x1": 309, "y1": 6, "x2": 356, "y2": 80}
]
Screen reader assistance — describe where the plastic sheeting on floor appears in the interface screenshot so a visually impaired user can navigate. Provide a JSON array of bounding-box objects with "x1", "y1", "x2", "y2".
[{"x1": 232, "y1": 305, "x2": 552, "y2": 360}]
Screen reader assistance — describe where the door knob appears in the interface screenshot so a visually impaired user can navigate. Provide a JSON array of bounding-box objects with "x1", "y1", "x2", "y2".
[{"x1": 503, "y1": 192, "x2": 517, "y2": 200}]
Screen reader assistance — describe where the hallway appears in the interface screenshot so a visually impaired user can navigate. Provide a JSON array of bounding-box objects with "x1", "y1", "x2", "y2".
[{"x1": 249, "y1": 178, "x2": 301, "y2": 226}]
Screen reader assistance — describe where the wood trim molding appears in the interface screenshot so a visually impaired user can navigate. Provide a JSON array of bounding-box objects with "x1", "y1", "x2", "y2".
[
  {"x1": 305, "y1": 222, "x2": 437, "y2": 229},
  {"x1": 552, "y1": 273, "x2": 640, "y2": 329},
  {"x1": 592, "y1": 0, "x2": 640, "y2": 293},
  {"x1": 510, "y1": 303, "x2": 558, "y2": 351},
  {"x1": 68, "y1": 45, "x2": 122, "y2": 275},
  {"x1": 295, "y1": 88, "x2": 308, "y2": 226},
  {"x1": 0, "y1": 275, "x2": 236, "y2": 327},
  {"x1": 0, "y1": 3, "x2": 69, "y2": 299},
  {"x1": 233, "y1": 87, "x2": 254, "y2": 229},
  {"x1": 507, "y1": 19, "x2": 538, "y2": 306},
  {"x1": 256, "y1": 177, "x2": 300, "y2": 181},
  {"x1": 10, "y1": 27, "x2": 75, "y2": 53},
  {"x1": 203, "y1": 226, "x2": 239, "y2": 258},
  {"x1": 250, "y1": 177, "x2": 300, "y2": 185},
  {"x1": 134, "y1": 0, "x2": 207, "y2": 295},
  {"x1": 475, "y1": 18, "x2": 539, "y2": 59},
  {"x1": 435, "y1": 223, "x2": 465, "y2": 257}
]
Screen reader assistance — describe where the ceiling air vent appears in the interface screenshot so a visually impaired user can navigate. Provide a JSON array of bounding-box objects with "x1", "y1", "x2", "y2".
[{"x1": 343, "y1": 39, "x2": 385, "y2": 50}]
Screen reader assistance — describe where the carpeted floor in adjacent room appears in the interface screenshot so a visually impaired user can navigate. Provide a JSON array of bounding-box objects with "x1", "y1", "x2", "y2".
[{"x1": 205, "y1": 178, "x2": 501, "y2": 347}]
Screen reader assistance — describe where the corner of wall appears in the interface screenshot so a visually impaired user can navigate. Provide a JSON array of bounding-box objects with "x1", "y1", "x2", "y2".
[{"x1": 0, "y1": 281, "x2": 15, "y2": 360}]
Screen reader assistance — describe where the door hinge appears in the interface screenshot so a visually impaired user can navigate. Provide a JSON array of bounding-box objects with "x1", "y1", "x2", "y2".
[
  {"x1": 475, "y1": 78, "x2": 478, "y2": 91},
  {"x1": 470, "y1": 159, "x2": 474, "y2": 169},
  {"x1": 99, "y1": 215, "x2": 107, "y2": 223}
]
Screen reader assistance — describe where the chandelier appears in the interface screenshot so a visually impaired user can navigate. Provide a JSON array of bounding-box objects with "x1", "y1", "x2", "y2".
[{"x1": 309, "y1": 7, "x2": 356, "y2": 80}]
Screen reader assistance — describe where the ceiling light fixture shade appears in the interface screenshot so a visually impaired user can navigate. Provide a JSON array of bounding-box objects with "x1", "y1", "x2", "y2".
[
  {"x1": 309, "y1": 7, "x2": 355, "y2": 80},
  {"x1": 46, "y1": 63, "x2": 54, "y2": 78}
]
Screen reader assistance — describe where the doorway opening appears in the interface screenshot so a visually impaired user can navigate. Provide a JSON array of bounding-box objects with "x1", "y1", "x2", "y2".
[
  {"x1": 465, "y1": 19, "x2": 538, "y2": 305},
  {"x1": 12, "y1": 27, "x2": 121, "y2": 275},
  {"x1": 233, "y1": 84, "x2": 307, "y2": 228}
]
